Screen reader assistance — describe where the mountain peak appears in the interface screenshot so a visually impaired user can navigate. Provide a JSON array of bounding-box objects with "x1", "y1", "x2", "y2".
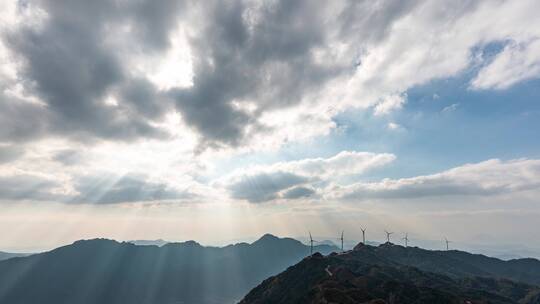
[
  {"x1": 352, "y1": 242, "x2": 368, "y2": 251},
  {"x1": 379, "y1": 241, "x2": 396, "y2": 247},
  {"x1": 72, "y1": 238, "x2": 120, "y2": 247},
  {"x1": 255, "y1": 233, "x2": 280, "y2": 243},
  {"x1": 181, "y1": 240, "x2": 202, "y2": 247},
  {"x1": 163, "y1": 240, "x2": 202, "y2": 249}
]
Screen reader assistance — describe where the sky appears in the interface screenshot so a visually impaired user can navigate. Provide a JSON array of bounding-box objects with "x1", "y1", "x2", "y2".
[{"x1": 0, "y1": 0, "x2": 539, "y2": 254}]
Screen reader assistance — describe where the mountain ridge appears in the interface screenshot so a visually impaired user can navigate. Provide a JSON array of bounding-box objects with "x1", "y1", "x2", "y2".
[
  {"x1": 240, "y1": 242, "x2": 540, "y2": 304},
  {"x1": 0, "y1": 234, "x2": 337, "y2": 304},
  {"x1": 0, "y1": 251, "x2": 30, "y2": 261},
  {"x1": 2, "y1": 237, "x2": 540, "y2": 303}
]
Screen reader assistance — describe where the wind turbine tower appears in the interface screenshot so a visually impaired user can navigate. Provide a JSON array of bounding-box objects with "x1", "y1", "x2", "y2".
[
  {"x1": 309, "y1": 232, "x2": 315, "y2": 255},
  {"x1": 445, "y1": 237, "x2": 452, "y2": 251},
  {"x1": 340, "y1": 230, "x2": 344, "y2": 252},
  {"x1": 361, "y1": 227, "x2": 366, "y2": 244},
  {"x1": 402, "y1": 233, "x2": 409, "y2": 247},
  {"x1": 385, "y1": 230, "x2": 394, "y2": 243}
]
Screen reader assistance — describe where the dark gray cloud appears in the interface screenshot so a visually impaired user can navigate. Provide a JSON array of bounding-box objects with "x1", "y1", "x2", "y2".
[
  {"x1": 171, "y1": 0, "x2": 357, "y2": 149},
  {"x1": 338, "y1": 0, "x2": 420, "y2": 45},
  {"x1": 222, "y1": 151, "x2": 395, "y2": 203},
  {"x1": 0, "y1": 172, "x2": 192, "y2": 204},
  {"x1": 166, "y1": 0, "x2": 434, "y2": 149},
  {"x1": 118, "y1": 78, "x2": 172, "y2": 120},
  {"x1": 1, "y1": 0, "x2": 423, "y2": 149},
  {"x1": 52, "y1": 149, "x2": 84, "y2": 166},
  {"x1": 0, "y1": 174, "x2": 62, "y2": 201},
  {"x1": 226, "y1": 171, "x2": 309, "y2": 203},
  {"x1": 72, "y1": 174, "x2": 192, "y2": 204},
  {"x1": 0, "y1": 96, "x2": 49, "y2": 143},
  {"x1": 0, "y1": 145, "x2": 24, "y2": 164},
  {"x1": 282, "y1": 186, "x2": 315, "y2": 199},
  {"x1": 1, "y1": 0, "x2": 184, "y2": 143}
]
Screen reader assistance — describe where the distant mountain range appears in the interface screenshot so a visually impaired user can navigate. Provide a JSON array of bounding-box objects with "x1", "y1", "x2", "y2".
[
  {"x1": 240, "y1": 242, "x2": 540, "y2": 304},
  {"x1": 0, "y1": 251, "x2": 29, "y2": 261},
  {"x1": 2, "y1": 237, "x2": 540, "y2": 304},
  {"x1": 0, "y1": 234, "x2": 337, "y2": 304}
]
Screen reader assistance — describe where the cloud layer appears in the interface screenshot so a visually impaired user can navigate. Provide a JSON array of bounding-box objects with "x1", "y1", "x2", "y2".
[
  {"x1": 219, "y1": 157, "x2": 540, "y2": 204},
  {"x1": 0, "y1": 172, "x2": 194, "y2": 204},
  {"x1": 1, "y1": 0, "x2": 539, "y2": 151},
  {"x1": 331, "y1": 159, "x2": 540, "y2": 201},
  {"x1": 0, "y1": 0, "x2": 539, "y2": 208},
  {"x1": 221, "y1": 151, "x2": 396, "y2": 203}
]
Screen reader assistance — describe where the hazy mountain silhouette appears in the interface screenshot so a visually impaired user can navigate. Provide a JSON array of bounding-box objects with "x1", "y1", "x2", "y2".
[
  {"x1": 240, "y1": 243, "x2": 540, "y2": 304},
  {"x1": 0, "y1": 251, "x2": 29, "y2": 261},
  {"x1": 0, "y1": 234, "x2": 336, "y2": 304},
  {"x1": 127, "y1": 239, "x2": 169, "y2": 247}
]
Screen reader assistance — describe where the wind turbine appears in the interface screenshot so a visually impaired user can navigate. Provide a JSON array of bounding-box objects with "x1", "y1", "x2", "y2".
[
  {"x1": 309, "y1": 232, "x2": 317, "y2": 255},
  {"x1": 339, "y1": 230, "x2": 344, "y2": 252},
  {"x1": 444, "y1": 237, "x2": 452, "y2": 251},
  {"x1": 361, "y1": 227, "x2": 366, "y2": 244},
  {"x1": 385, "y1": 230, "x2": 394, "y2": 243},
  {"x1": 402, "y1": 233, "x2": 409, "y2": 247}
]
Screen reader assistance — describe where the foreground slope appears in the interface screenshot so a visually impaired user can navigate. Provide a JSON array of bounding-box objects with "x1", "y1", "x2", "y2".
[
  {"x1": 240, "y1": 243, "x2": 540, "y2": 304},
  {"x1": 0, "y1": 234, "x2": 336, "y2": 304}
]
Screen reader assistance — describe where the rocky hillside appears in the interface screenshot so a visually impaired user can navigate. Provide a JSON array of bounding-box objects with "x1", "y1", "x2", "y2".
[{"x1": 240, "y1": 243, "x2": 540, "y2": 304}]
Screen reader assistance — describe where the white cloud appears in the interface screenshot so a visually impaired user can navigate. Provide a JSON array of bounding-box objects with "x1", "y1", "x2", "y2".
[
  {"x1": 330, "y1": 159, "x2": 540, "y2": 201},
  {"x1": 0, "y1": 137, "x2": 213, "y2": 205},
  {"x1": 134, "y1": 25, "x2": 193, "y2": 91},
  {"x1": 441, "y1": 103, "x2": 459, "y2": 113},
  {"x1": 471, "y1": 39, "x2": 540, "y2": 90},
  {"x1": 374, "y1": 94, "x2": 406, "y2": 116},
  {"x1": 230, "y1": 151, "x2": 395, "y2": 180},
  {"x1": 387, "y1": 122, "x2": 402, "y2": 131},
  {"x1": 334, "y1": 0, "x2": 540, "y2": 117}
]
